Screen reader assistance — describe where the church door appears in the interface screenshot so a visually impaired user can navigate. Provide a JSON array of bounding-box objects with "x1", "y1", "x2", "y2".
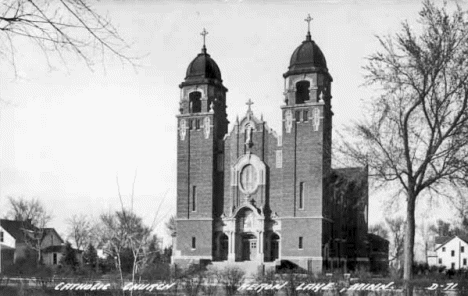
[
  {"x1": 242, "y1": 239, "x2": 250, "y2": 261},
  {"x1": 249, "y1": 240, "x2": 257, "y2": 261},
  {"x1": 270, "y1": 233, "x2": 279, "y2": 261}
]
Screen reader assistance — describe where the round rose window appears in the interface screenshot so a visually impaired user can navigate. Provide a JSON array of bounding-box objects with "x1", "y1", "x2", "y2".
[{"x1": 240, "y1": 164, "x2": 257, "y2": 193}]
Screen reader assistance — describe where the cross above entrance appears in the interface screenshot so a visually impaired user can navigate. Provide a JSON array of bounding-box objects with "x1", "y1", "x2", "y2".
[{"x1": 246, "y1": 98, "x2": 254, "y2": 112}]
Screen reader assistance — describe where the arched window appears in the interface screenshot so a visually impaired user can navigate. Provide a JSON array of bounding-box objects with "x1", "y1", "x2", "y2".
[
  {"x1": 295, "y1": 81, "x2": 310, "y2": 104},
  {"x1": 189, "y1": 91, "x2": 202, "y2": 113}
]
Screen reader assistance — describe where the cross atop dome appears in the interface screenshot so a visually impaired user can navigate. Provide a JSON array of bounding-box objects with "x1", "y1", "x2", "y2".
[
  {"x1": 304, "y1": 14, "x2": 313, "y2": 41},
  {"x1": 201, "y1": 28, "x2": 208, "y2": 53}
]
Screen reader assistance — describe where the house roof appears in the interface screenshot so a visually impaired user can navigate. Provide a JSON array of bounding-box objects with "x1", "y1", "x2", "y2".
[
  {"x1": 435, "y1": 235, "x2": 468, "y2": 250},
  {"x1": 0, "y1": 219, "x2": 35, "y2": 243},
  {"x1": 41, "y1": 228, "x2": 64, "y2": 245}
]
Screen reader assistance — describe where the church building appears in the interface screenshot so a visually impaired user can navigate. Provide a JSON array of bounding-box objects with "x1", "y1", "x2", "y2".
[{"x1": 172, "y1": 20, "x2": 377, "y2": 273}]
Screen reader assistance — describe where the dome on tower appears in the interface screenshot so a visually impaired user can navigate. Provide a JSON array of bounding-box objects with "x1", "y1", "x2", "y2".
[
  {"x1": 283, "y1": 33, "x2": 328, "y2": 78},
  {"x1": 184, "y1": 49, "x2": 222, "y2": 82}
]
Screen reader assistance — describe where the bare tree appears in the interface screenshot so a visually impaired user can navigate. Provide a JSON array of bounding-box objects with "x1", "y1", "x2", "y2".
[
  {"x1": 0, "y1": 0, "x2": 136, "y2": 74},
  {"x1": 100, "y1": 210, "x2": 152, "y2": 293},
  {"x1": 99, "y1": 174, "x2": 168, "y2": 294},
  {"x1": 418, "y1": 219, "x2": 436, "y2": 264},
  {"x1": 165, "y1": 215, "x2": 176, "y2": 237},
  {"x1": 66, "y1": 213, "x2": 94, "y2": 251},
  {"x1": 450, "y1": 187, "x2": 468, "y2": 230},
  {"x1": 6, "y1": 196, "x2": 53, "y2": 264},
  {"x1": 369, "y1": 222, "x2": 389, "y2": 240},
  {"x1": 6, "y1": 196, "x2": 52, "y2": 226},
  {"x1": 386, "y1": 217, "x2": 406, "y2": 271},
  {"x1": 341, "y1": 0, "x2": 468, "y2": 288}
]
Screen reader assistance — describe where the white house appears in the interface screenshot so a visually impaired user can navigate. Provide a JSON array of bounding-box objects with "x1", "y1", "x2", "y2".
[
  {"x1": 0, "y1": 225, "x2": 17, "y2": 271},
  {"x1": 434, "y1": 235, "x2": 468, "y2": 270}
]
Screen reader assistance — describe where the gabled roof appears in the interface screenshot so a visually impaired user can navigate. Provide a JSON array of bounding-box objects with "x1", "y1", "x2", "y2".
[
  {"x1": 435, "y1": 236, "x2": 452, "y2": 246},
  {"x1": 435, "y1": 235, "x2": 468, "y2": 250},
  {"x1": 0, "y1": 219, "x2": 35, "y2": 243},
  {"x1": 42, "y1": 228, "x2": 64, "y2": 245}
]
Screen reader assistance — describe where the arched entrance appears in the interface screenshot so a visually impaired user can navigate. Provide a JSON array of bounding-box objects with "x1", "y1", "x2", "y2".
[{"x1": 234, "y1": 207, "x2": 260, "y2": 262}]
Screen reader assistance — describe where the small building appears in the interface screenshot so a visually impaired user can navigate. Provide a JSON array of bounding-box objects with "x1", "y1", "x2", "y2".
[
  {"x1": 367, "y1": 233, "x2": 389, "y2": 273},
  {"x1": 1, "y1": 223, "x2": 17, "y2": 271},
  {"x1": 434, "y1": 235, "x2": 468, "y2": 270},
  {"x1": 0, "y1": 219, "x2": 74, "y2": 269}
]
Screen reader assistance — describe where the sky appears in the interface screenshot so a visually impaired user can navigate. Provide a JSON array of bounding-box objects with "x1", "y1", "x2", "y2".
[{"x1": 1, "y1": 0, "x2": 463, "y2": 251}]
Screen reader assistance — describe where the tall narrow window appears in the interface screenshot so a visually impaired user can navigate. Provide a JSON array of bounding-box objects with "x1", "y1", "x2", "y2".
[
  {"x1": 53, "y1": 253, "x2": 58, "y2": 265},
  {"x1": 189, "y1": 92, "x2": 202, "y2": 113},
  {"x1": 295, "y1": 111, "x2": 301, "y2": 122},
  {"x1": 295, "y1": 81, "x2": 310, "y2": 104},
  {"x1": 462, "y1": 246, "x2": 465, "y2": 253},
  {"x1": 299, "y1": 182, "x2": 304, "y2": 209},
  {"x1": 299, "y1": 237, "x2": 303, "y2": 249},
  {"x1": 192, "y1": 237, "x2": 196, "y2": 249},
  {"x1": 452, "y1": 250, "x2": 455, "y2": 257},
  {"x1": 192, "y1": 186, "x2": 197, "y2": 212},
  {"x1": 303, "y1": 110, "x2": 309, "y2": 122},
  {"x1": 0, "y1": 231, "x2": 3, "y2": 242}
]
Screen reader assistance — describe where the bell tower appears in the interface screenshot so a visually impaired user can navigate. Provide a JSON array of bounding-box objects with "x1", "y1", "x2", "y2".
[
  {"x1": 279, "y1": 15, "x2": 333, "y2": 273},
  {"x1": 173, "y1": 29, "x2": 228, "y2": 265}
]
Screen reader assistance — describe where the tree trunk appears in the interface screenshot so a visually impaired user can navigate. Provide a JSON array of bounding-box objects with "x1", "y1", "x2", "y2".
[{"x1": 404, "y1": 193, "x2": 416, "y2": 296}]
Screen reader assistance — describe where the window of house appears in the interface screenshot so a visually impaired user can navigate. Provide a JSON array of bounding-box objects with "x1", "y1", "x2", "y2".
[
  {"x1": 452, "y1": 250, "x2": 455, "y2": 257},
  {"x1": 299, "y1": 237, "x2": 303, "y2": 249},
  {"x1": 464, "y1": 258, "x2": 467, "y2": 266},
  {"x1": 295, "y1": 111, "x2": 301, "y2": 122},
  {"x1": 295, "y1": 81, "x2": 310, "y2": 104},
  {"x1": 192, "y1": 237, "x2": 196, "y2": 249},
  {"x1": 189, "y1": 92, "x2": 202, "y2": 113},
  {"x1": 299, "y1": 182, "x2": 305, "y2": 209},
  {"x1": 192, "y1": 186, "x2": 197, "y2": 212},
  {"x1": 189, "y1": 119, "x2": 193, "y2": 130},
  {"x1": 451, "y1": 263, "x2": 455, "y2": 269},
  {"x1": 196, "y1": 119, "x2": 200, "y2": 130},
  {"x1": 442, "y1": 247, "x2": 446, "y2": 252},
  {"x1": 462, "y1": 246, "x2": 465, "y2": 253},
  {"x1": 439, "y1": 258, "x2": 442, "y2": 264},
  {"x1": 0, "y1": 231, "x2": 3, "y2": 242},
  {"x1": 53, "y1": 253, "x2": 58, "y2": 265},
  {"x1": 303, "y1": 110, "x2": 309, "y2": 122}
]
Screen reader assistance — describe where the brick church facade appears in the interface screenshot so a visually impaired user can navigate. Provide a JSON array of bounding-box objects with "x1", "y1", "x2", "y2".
[{"x1": 172, "y1": 25, "x2": 381, "y2": 273}]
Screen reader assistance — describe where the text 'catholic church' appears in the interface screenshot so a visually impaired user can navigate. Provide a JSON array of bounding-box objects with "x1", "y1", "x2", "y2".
[{"x1": 172, "y1": 20, "x2": 388, "y2": 274}]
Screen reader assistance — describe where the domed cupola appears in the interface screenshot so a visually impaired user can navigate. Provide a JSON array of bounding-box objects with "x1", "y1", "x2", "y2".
[
  {"x1": 177, "y1": 29, "x2": 228, "y2": 138},
  {"x1": 184, "y1": 49, "x2": 222, "y2": 82},
  {"x1": 283, "y1": 31, "x2": 329, "y2": 78},
  {"x1": 282, "y1": 15, "x2": 332, "y2": 107},
  {"x1": 180, "y1": 29, "x2": 224, "y2": 89}
]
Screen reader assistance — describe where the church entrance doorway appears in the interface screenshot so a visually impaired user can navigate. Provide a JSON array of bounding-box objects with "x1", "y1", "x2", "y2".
[
  {"x1": 270, "y1": 233, "x2": 279, "y2": 261},
  {"x1": 241, "y1": 233, "x2": 257, "y2": 261}
]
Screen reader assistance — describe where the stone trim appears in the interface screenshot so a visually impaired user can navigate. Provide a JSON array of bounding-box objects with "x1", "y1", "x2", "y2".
[
  {"x1": 278, "y1": 216, "x2": 333, "y2": 223},
  {"x1": 176, "y1": 218, "x2": 213, "y2": 221},
  {"x1": 281, "y1": 256, "x2": 323, "y2": 260},
  {"x1": 172, "y1": 255, "x2": 213, "y2": 260}
]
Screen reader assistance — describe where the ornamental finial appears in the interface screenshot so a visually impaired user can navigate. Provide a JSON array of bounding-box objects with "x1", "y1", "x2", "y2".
[
  {"x1": 201, "y1": 28, "x2": 208, "y2": 53},
  {"x1": 304, "y1": 14, "x2": 313, "y2": 41}
]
